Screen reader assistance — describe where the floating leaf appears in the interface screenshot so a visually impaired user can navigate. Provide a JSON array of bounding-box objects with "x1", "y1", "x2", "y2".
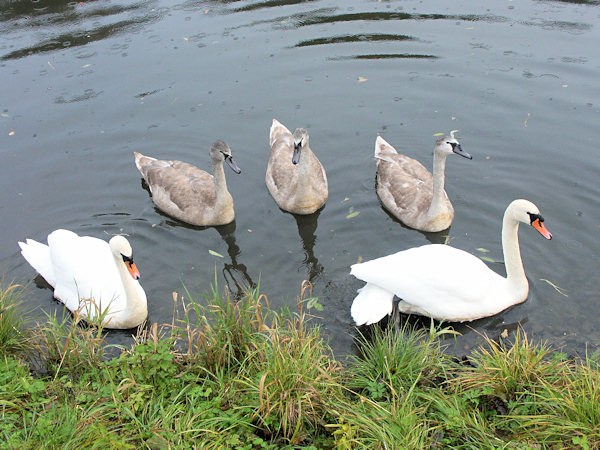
[
  {"x1": 356, "y1": 255, "x2": 363, "y2": 264},
  {"x1": 305, "y1": 297, "x2": 323, "y2": 311},
  {"x1": 346, "y1": 211, "x2": 360, "y2": 219},
  {"x1": 479, "y1": 256, "x2": 495, "y2": 263},
  {"x1": 433, "y1": 132, "x2": 444, "y2": 136},
  {"x1": 358, "y1": 76, "x2": 368, "y2": 83},
  {"x1": 476, "y1": 248, "x2": 489, "y2": 253},
  {"x1": 540, "y1": 278, "x2": 568, "y2": 297},
  {"x1": 208, "y1": 249, "x2": 224, "y2": 258},
  {"x1": 342, "y1": 197, "x2": 350, "y2": 203}
]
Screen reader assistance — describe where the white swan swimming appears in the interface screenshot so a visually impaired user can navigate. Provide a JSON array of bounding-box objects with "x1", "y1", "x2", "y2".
[
  {"x1": 350, "y1": 199, "x2": 552, "y2": 325},
  {"x1": 19, "y1": 229, "x2": 147, "y2": 329},
  {"x1": 134, "y1": 140, "x2": 241, "y2": 226},
  {"x1": 375, "y1": 133, "x2": 471, "y2": 232},
  {"x1": 266, "y1": 119, "x2": 328, "y2": 215}
]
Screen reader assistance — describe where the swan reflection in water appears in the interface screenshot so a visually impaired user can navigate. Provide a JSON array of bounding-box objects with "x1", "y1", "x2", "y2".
[
  {"x1": 292, "y1": 208, "x2": 325, "y2": 284},
  {"x1": 214, "y1": 220, "x2": 256, "y2": 297},
  {"x1": 139, "y1": 177, "x2": 256, "y2": 298}
]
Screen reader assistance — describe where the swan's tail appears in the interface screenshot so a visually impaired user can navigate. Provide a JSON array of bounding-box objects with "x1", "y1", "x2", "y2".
[
  {"x1": 133, "y1": 152, "x2": 157, "y2": 174},
  {"x1": 270, "y1": 119, "x2": 291, "y2": 147},
  {"x1": 18, "y1": 239, "x2": 55, "y2": 287},
  {"x1": 374, "y1": 136, "x2": 397, "y2": 163},
  {"x1": 350, "y1": 283, "x2": 394, "y2": 326}
]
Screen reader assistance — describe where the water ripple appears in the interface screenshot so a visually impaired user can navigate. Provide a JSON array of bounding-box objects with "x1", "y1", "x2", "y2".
[
  {"x1": 295, "y1": 33, "x2": 417, "y2": 48},
  {"x1": 0, "y1": 1, "x2": 163, "y2": 61}
]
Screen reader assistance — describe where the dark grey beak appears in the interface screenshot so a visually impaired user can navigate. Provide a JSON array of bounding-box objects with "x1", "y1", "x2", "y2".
[
  {"x1": 292, "y1": 143, "x2": 301, "y2": 165},
  {"x1": 452, "y1": 143, "x2": 472, "y2": 160},
  {"x1": 224, "y1": 154, "x2": 241, "y2": 174}
]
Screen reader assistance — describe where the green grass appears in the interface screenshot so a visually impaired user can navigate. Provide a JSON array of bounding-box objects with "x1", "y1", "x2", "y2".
[
  {"x1": 1, "y1": 281, "x2": 600, "y2": 448},
  {"x1": 0, "y1": 282, "x2": 31, "y2": 355}
]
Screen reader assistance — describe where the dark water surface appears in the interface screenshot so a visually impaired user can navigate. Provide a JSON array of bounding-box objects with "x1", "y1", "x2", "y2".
[{"x1": 1, "y1": 0, "x2": 599, "y2": 358}]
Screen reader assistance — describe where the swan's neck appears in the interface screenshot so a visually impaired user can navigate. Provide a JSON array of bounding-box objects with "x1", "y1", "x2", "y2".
[
  {"x1": 113, "y1": 254, "x2": 146, "y2": 326},
  {"x1": 212, "y1": 159, "x2": 232, "y2": 208},
  {"x1": 293, "y1": 148, "x2": 314, "y2": 203},
  {"x1": 501, "y1": 213, "x2": 528, "y2": 293},
  {"x1": 427, "y1": 152, "x2": 449, "y2": 217}
]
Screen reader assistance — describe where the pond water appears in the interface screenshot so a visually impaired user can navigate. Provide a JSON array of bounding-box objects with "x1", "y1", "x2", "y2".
[{"x1": 1, "y1": 0, "x2": 599, "y2": 359}]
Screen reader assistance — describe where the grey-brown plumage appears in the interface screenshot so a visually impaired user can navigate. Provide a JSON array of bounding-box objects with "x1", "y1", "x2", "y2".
[
  {"x1": 375, "y1": 134, "x2": 471, "y2": 232},
  {"x1": 134, "y1": 140, "x2": 241, "y2": 226},
  {"x1": 266, "y1": 119, "x2": 328, "y2": 215}
]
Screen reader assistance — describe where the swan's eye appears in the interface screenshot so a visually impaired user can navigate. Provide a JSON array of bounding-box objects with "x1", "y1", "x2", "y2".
[
  {"x1": 447, "y1": 142, "x2": 456, "y2": 149},
  {"x1": 527, "y1": 213, "x2": 544, "y2": 224},
  {"x1": 121, "y1": 254, "x2": 134, "y2": 267}
]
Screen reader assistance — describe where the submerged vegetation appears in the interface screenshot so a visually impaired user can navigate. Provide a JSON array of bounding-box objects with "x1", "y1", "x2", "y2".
[{"x1": 1, "y1": 282, "x2": 599, "y2": 448}]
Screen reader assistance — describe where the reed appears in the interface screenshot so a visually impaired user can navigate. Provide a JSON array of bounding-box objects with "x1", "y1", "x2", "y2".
[
  {"x1": 0, "y1": 282, "x2": 31, "y2": 356},
  {"x1": 2, "y1": 281, "x2": 600, "y2": 448}
]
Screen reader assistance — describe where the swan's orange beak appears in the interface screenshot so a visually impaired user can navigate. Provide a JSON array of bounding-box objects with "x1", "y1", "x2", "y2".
[
  {"x1": 126, "y1": 261, "x2": 141, "y2": 280},
  {"x1": 532, "y1": 218, "x2": 552, "y2": 240}
]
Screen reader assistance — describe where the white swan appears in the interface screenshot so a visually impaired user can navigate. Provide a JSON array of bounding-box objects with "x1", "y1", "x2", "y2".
[
  {"x1": 19, "y1": 229, "x2": 147, "y2": 329},
  {"x1": 266, "y1": 119, "x2": 328, "y2": 215},
  {"x1": 134, "y1": 140, "x2": 241, "y2": 226},
  {"x1": 375, "y1": 133, "x2": 471, "y2": 232},
  {"x1": 350, "y1": 199, "x2": 552, "y2": 325}
]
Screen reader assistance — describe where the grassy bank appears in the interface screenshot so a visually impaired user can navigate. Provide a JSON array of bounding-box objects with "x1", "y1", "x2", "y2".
[{"x1": 1, "y1": 281, "x2": 599, "y2": 449}]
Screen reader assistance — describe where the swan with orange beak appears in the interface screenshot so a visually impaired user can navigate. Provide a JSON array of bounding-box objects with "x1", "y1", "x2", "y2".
[{"x1": 350, "y1": 199, "x2": 552, "y2": 325}]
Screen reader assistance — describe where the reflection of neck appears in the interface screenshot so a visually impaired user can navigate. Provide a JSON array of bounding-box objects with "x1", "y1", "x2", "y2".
[
  {"x1": 216, "y1": 222, "x2": 256, "y2": 294},
  {"x1": 501, "y1": 212, "x2": 527, "y2": 292},
  {"x1": 427, "y1": 151, "x2": 448, "y2": 218},
  {"x1": 295, "y1": 212, "x2": 323, "y2": 282}
]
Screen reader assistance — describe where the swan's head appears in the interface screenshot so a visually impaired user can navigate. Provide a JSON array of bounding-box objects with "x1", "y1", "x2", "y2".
[
  {"x1": 292, "y1": 128, "x2": 310, "y2": 165},
  {"x1": 109, "y1": 235, "x2": 142, "y2": 279},
  {"x1": 507, "y1": 199, "x2": 553, "y2": 240},
  {"x1": 434, "y1": 131, "x2": 472, "y2": 160},
  {"x1": 210, "y1": 140, "x2": 241, "y2": 174}
]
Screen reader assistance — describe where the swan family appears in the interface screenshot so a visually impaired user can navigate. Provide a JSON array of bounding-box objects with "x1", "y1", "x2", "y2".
[{"x1": 18, "y1": 121, "x2": 553, "y2": 329}]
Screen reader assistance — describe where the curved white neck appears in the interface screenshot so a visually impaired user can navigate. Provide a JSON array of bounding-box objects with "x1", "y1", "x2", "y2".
[
  {"x1": 501, "y1": 212, "x2": 528, "y2": 293},
  {"x1": 427, "y1": 151, "x2": 449, "y2": 217},
  {"x1": 113, "y1": 253, "x2": 146, "y2": 324}
]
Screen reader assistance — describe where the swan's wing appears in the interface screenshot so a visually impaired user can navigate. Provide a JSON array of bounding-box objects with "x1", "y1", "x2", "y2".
[
  {"x1": 266, "y1": 136, "x2": 297, "y2": 194},
  {"x1": 19, "y1": 238, "x2": 55, "y2": 287},
  {"x1": 139, "y1": 158, "x2": 216, "y2": 211},
  {"x1": 351, "y1": 244, "x2": 500, "y2": 316},
  {"x1": 163, "y1": 164, "x2": 216, "y2": 211},
  {"x1": 309, "y1": 150, "x2": 328, "y2": 190},
  {"x1": 48, "y1": 230, "x2": 124, "y2": 314},
  {"x1": 376, "y1": 153, "x2": 434, "y2": 216}
]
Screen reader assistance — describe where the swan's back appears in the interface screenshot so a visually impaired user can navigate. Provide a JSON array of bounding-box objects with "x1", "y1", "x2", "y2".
[
  {"x1": 266, "y1": 122, "x2": 296, "y2": 198},
  {"x1": 135, "y1": 153, "x2": 216, "y2": 210},
  {"x1": 351, "y1": 244, "x2": 505, "y2": 321},
  {"x1": 375, "y1": 136, "x2": 447, "y2": 229}
]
